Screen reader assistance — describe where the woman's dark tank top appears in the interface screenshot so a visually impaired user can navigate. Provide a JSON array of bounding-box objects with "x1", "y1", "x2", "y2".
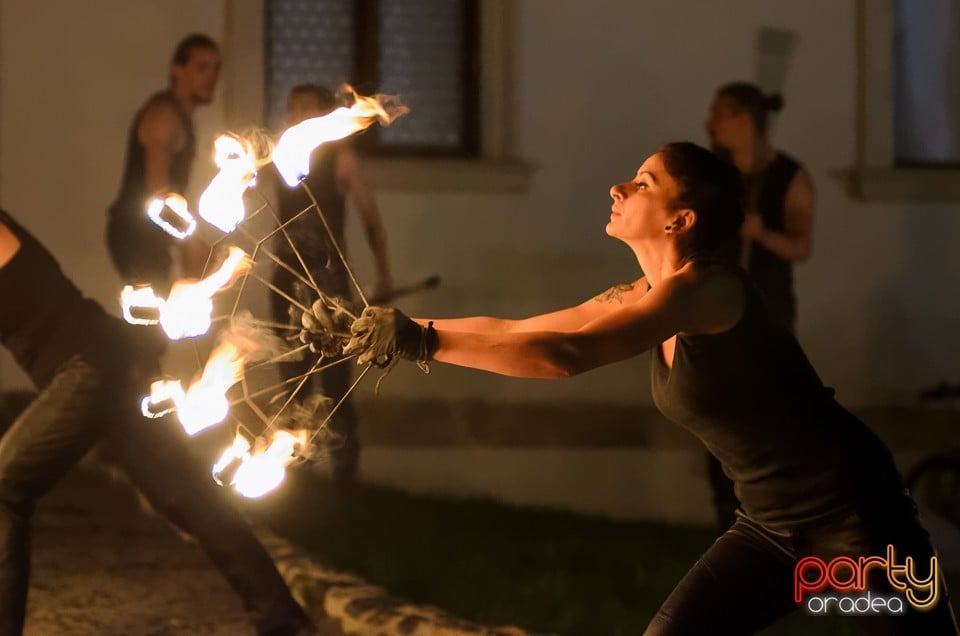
[
  {"x1": 744, "y1": 152, "x2": 801, "y2": 331},
  {"x1": 650, "y1": 262, "x2": 904, "y2": 529},
  {"x1": 0, "y1": 211, "x2": 142, "y2": 389}
]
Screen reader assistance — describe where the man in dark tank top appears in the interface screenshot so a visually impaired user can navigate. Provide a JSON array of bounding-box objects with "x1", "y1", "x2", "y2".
[
  {"x1": 704, "y1": 82, "x2": 817, "y2": 531},
  {"x1": 270, "y1": 84, "x2": 394, "y2": 483},
  {"x1": 706, "y1": 82, "x2": 816, "y2": 333},
  {"x1": 106, "y1": 33, "x2": 221, "y2": 294}
]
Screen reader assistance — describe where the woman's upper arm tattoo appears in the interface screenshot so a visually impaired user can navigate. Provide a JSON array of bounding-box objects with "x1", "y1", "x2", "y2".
[{"x1": 593, "y1": 282, "x2": 635, "y2": 304}]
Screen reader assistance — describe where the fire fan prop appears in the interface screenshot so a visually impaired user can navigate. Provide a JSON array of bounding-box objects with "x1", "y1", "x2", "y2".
[{"x1": 122, "y1": 86, "x2": 407, "y2": 498}]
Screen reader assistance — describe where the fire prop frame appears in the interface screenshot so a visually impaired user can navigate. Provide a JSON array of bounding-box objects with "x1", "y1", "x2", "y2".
[{"x1": 122, "y1": 87, "x2": 407, "y2": 499}]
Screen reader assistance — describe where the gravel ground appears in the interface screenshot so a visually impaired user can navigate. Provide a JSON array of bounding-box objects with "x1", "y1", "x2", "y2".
[{"x1": 24, "y1": 467, "x2": 259, "y2": 636}]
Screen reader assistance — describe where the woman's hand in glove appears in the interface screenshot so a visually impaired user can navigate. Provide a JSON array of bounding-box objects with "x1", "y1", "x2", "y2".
[
  {"x1": 298, "y1": 293, "x2": 357, "y2": 357},
  {"x1": 342, "y1": 306, "x2": 438, "y2": 366}
]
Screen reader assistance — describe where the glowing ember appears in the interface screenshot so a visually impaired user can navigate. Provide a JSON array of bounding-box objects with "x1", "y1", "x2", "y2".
[
  {"x1": 198, "y1": 134, "x2": 257, "y2": 234},
  {"x1": 146, "y1": 193, "x2": 197, "y2": 239},
  {"x1": 176, "y1": 341, "x2": 245, "y2": 435},
  {"x1": 159, "y1": 247, "x2": 251, "y2": 340},
  {"x1": 140, "y1": 379, "x2": 185, "y2": 418},
  {"x1": 232, "y1": 430, "x2": 306, "y2": 498},
  {"x1": 272, "y1": 86, "x2": 408, "y2": 187},
  {"x1": 121, "y1": 285, "x2": 164, "y2": 325}
]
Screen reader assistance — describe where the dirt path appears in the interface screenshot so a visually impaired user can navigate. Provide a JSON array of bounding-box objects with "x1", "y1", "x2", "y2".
[{"x1": 25, "y1": 467, "x2": 256, "y2": 636}]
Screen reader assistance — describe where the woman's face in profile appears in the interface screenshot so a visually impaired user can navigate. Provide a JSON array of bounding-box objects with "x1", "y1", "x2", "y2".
[{"x1": 607, "y1": 153, "x2": 678, "y2": 243}]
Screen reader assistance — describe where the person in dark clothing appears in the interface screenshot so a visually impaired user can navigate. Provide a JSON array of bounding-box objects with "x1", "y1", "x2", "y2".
[
  {"x1": 271, "y1": 84, "x2": 392, "y2": 482},
  {"x1": 321, "y1": 142, "x2": 958, "y2": 634},
  {"x1": 106, "y1": 33, "x2": 220, "y2": 294},
  {"x1": 0, "y1": 210, "x2": 316, "y2": 635},
  {"x1": 706, "y1": 82, "x2": 815, "y2": 331},
  {"x1": 704, "y1": 82, "x2": 817, "y2": 530}
]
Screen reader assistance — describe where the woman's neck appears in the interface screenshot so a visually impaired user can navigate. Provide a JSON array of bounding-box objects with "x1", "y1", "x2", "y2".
[{"x1": 633, "y1": 242, "x2": 688, "y2": 287}]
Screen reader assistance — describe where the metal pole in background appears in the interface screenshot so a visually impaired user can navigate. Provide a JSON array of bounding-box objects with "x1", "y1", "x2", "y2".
[{"x1": 740, "y1": 26, "x2": 799, "y2": 269}]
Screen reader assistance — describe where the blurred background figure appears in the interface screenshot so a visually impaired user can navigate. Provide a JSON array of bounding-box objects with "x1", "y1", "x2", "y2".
[
  {"x1": 705, "y1": 82, "x2": 815, "y2": 332},
  {"x1": 271, "y1": 84, "x2": 393, "y2": 483},
  {"x1": 704, "y1": 82, "x2": 816, "y2": 531},
  {"x1": 105, "y1": 33, "x2": 221, "y2": 295}
]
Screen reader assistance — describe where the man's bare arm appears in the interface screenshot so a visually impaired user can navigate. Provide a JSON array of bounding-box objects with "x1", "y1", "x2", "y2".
[
  {"x1": 138, "y1": 101, "x2": 209, "y2": 278},
  {"x1": 138, "y1": 102, "x2": 185, "y2": 194},
  {"x1": 337, "y1": 147, "x2": 392, "y2": 298},
  {"x1": 752, "y1": 168, "x2": 815, "y2": 262}
]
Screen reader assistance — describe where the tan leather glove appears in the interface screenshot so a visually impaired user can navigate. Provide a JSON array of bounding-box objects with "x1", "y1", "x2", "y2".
[
  {"x1": 342, "y1": 306, "x2": 437, "y2": 366},
  {"x1": 298, "y1": 292, "x2": 356, "y2": 358}
]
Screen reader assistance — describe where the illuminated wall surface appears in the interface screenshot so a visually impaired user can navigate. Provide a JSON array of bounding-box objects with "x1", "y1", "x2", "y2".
[{"x1": 0, "y1": 2, "x2": 959, "y2": 520}]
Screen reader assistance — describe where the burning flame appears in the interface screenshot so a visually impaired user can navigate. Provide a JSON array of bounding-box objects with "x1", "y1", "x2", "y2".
[
  {"x1": 272, "y1": 86, "x2": 408, "y2": 187},
  {"x1": 176, "y1": 340, "x2": 246, "y2": 435},
  {"x1": 159, "y1": 247, "x2": 251, "y2": 340},
  {"x1": 141, "y1": 85, "x2": 409, "y2": 497},
  {"x1": 232, "y1": 430, "x2": 306, "y2": 498},
  {"x1": 146, "y1": 193, "x2": 197, "y2": 239},
  {"x1": 140, "y1": 379, "x2": 186, "y2": 418},
  {"x1": 212, "y1": 432, "x2": 252, "y2": 486},
  {"x1": 121, "y1": 285, "x2": 164, "y2": 325},
  {"x1": 198, "y1": 134, "x2": 258, "y2": 233}
]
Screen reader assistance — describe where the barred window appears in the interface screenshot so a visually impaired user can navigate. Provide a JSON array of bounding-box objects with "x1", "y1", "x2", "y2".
[{"x1": 265, "y1": 0, "x2": 479, "y2": 156}]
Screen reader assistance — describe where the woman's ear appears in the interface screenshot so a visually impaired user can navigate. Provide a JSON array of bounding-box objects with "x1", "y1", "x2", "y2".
[{"x1": 670, "y1": 209, "x2": 698, "y2": 234}]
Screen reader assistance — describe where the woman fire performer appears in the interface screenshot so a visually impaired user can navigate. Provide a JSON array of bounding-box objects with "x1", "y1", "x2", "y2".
[
  {"x1": 0, "y1": 211, "x2": 316, "y2": 635},
  {"x1": 305, "y1": 142, "x2": 959, "y2": 634}
]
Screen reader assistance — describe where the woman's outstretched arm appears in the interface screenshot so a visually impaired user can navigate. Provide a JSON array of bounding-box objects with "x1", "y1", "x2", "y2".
[
  {"x1": 0, "y1": 222, "x2": 21, "y2": 269},
  {"x1": 421, "y1": 277, "x2": 650, "y2": 335},
  {"x1": 431, "y1": 267, "x2": 743, "y2": 378}
]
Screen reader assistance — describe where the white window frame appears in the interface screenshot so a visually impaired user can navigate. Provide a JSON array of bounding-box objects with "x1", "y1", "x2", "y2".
[{"x1": 222, "y1": 0, "x2": 532, "y2": 193}]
